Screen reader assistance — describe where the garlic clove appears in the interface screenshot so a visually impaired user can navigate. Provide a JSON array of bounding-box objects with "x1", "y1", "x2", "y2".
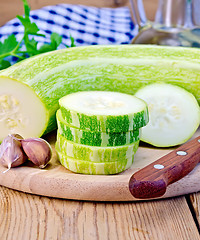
[
  {"x1": 21, "y1": 138, "x2": 52, "y2": 168},
  {"x1": 0, "y1": 134, "x2": 27, "y2": 173},
  {"x1": 12, "y1": 134, "x2": 24, "y2": 140}
]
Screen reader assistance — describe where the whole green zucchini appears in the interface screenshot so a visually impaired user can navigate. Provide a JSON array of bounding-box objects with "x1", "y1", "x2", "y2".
[{"x1": 0, "y1": 45, "x2": 199, "y2": 142}]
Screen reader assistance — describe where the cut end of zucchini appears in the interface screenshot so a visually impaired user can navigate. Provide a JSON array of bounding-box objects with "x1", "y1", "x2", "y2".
[
  {"x1": 0, "y1": 77, "x2": 48, "y2": 142},
  {"x1": 59, "y1": 91, "x2": 147, "y2": 116},
  {"x1": 59, "y1": 91, "x2": 149, "y2": 132},
  {"x1": 135, "y1": 83, "x2": 200, "y2": 147}
]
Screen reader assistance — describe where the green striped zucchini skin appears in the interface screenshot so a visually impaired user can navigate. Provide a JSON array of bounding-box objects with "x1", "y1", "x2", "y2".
[
  {"x1": 57, "y1": 110, "x2": 140, "y2": 147},
  {"x1": 55, "y1": 131, "x2": 140, "y2": 162},
  {"x1": 0, "y1": 45, "x2": 199, "y2": 137},
  {"x1": 59, "y1": 91, "x2": 149, "y2": 133},
  {"x1": 60, "y1": 106, "x2": 148, "y2": 133},
  {"x1": 57, "y1": 151, "x2": 134, "y2": 175}
]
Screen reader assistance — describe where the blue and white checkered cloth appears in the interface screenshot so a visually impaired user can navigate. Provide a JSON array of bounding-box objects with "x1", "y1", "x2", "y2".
[{"x1": 0, "y1": 4, "x2": 138, "y2": 48}]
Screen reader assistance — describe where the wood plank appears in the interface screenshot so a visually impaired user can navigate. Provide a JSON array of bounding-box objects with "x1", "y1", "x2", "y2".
[
  {"x1": 189, "y1": 193, "x2": 200, "y2": 228},
  {"x1": 0, "y1": 0, "x2": 127, "y2": 27},
  {"x1": 0, "y1": 0, "x2": 158, "y2": 26},
  {"x1": 0, "y1": 186, "x2": 199, "y2": 240}
]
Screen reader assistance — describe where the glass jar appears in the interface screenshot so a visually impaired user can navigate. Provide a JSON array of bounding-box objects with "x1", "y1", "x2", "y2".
[{"x1": 130, "y1": 0, "x2": 200, "y2": 47}]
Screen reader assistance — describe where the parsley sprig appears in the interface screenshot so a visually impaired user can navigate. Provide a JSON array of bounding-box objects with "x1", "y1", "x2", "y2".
[{"x1": 0, "y1": 0, "x2": 75, "y2": 70}]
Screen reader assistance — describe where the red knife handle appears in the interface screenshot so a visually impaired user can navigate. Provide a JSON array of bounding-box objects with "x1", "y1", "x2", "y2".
[{"x1": 129, "y1": 136, "x2": 200, "y2": 199}]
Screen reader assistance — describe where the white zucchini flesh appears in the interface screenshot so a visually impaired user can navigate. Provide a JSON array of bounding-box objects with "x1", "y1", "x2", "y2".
[
  {"x1": 0, "y1": 77, "x2": 47, "y2": 140},
  {"x1": 135, "y1": 83, "x2": 200, "y2": 147},
  {"x1": 59, "y1": 91, "x2": 148, "y2": 132}
]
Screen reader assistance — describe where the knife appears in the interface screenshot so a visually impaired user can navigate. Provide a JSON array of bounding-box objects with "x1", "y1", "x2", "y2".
[{"x1": 129, "y1": 135, "x2": 200, "y2": 199}]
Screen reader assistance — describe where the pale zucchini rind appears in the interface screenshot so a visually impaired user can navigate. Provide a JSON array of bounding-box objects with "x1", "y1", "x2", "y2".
[
  {"x1": 57, "y1": 110, "x2": 140, "y2": 147},
  {"x1": 55, "y1": 131, "x2": 140, "y2": 162},
  {"x1": 57, "y1": 151, "x2": 134, "y2": 175}
]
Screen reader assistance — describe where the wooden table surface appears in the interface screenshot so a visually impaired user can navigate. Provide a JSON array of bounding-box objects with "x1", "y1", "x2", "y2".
[
  {"x1": 1, "y1": 0, "x2": 200, "y2": 239},
  {"x1": 1, "y1": 186, "x2": 200, "y2": 239}
]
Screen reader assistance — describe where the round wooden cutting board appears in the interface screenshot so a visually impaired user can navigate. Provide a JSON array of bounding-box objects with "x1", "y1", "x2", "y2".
[{"x1": 0, "y1": 129, "x2": 199, "y2": 201}]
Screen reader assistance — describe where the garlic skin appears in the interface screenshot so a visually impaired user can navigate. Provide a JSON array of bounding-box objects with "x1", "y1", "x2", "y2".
[
  {"x1": 0, "y1": 134, "x2": 27, "y2": 173},
  {"x1": 21, "y1": 138, "x2": 52, "y2": 168}
]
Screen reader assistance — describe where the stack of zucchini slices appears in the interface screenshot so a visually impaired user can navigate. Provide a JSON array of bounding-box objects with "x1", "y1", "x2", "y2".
[{"x1": 55, "y1": 91, "x2": 149, "y2": 175}]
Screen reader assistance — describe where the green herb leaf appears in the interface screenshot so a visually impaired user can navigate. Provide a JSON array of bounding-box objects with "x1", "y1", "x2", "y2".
[
  {"x1": 0, "y1": 59, "x2": 11, "y2": 70},
  {"x1": 39, "y1": 33, "x2": 62, "y2": 53},
  {"x1": 38, "y1": 44, "x2": 53, "y2": 53},
  {"x1": 50, "y1": 32, "x2": 62, "y2": 49},
  {"x1": 21, "y1": 0, "x2": 31, "y2": 18},
  {"x1": 0, "y1": 35, "x2": 18, "y2": 55},
  {"x1": 70, "y1": 35, "x2": 76, "y2": 47},
  {"x1": 16, "y1": 53, "x2": 27, "y2": 63},
  {"x1": 0, "y1": 0, "x2": 75, "y2": 70},
  {"x1": 17, "y1": 0, "x2": 44, "y2": 37},
  {"x1": 17, "y1": 15, "x2": 44, "y2": 37},
  {"x1": 25, "y1": 38, "x2": 39, "y2": 55}
]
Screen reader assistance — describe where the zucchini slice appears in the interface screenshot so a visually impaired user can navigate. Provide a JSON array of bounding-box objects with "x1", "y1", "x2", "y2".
[
  {"x1": 59, "y1": 91, "x2": 148, "y2": 132},
  {"x1": 57, "y1": 151, "x2": 134, "y2": 175},
  {"x1": 135, "y1": 83, "x2": 200, "y2": 147},
  {"x1": 56, "y1": 110, "x2": 140, "y2": 147},
  {"x1": 55, "y1": 131, "x2": 139, "y2": 162}
]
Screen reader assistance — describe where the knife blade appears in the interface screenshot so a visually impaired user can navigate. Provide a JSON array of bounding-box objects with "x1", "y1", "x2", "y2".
[{"x1": 129, "y1": 136, "x2": 200, "y2": 199}]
